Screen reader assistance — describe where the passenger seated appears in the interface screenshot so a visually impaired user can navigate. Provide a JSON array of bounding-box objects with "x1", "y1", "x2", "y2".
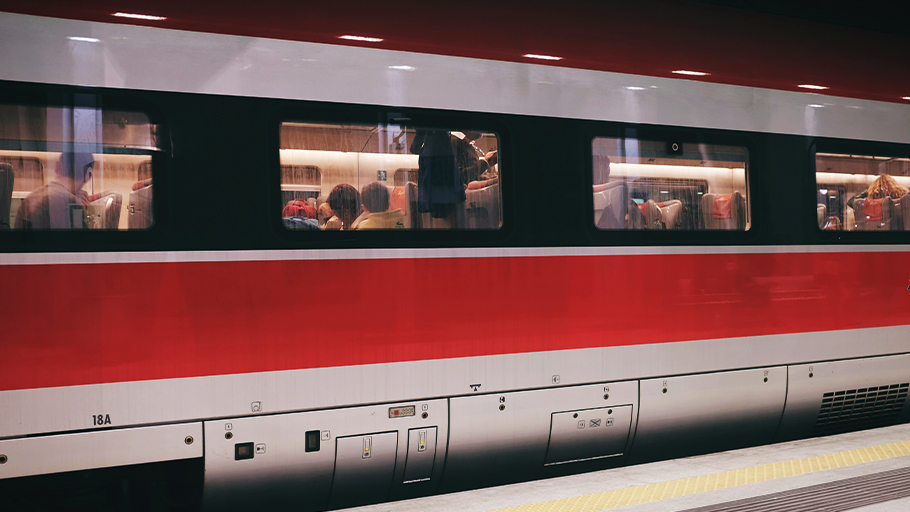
[
  {"x1": 354, "y1": 181, "x2": 405, "y2": 230},
  {"x1": 317, "y1": 202, "x2": 334, "y2": 227},
  {"x1": 323, "y1": 184, "x2": 361, "y2": 230},
  {"x1": 847, "y1": 175, "x2": 909, "y2": 208},
  {"x1": 15, "y1": 152, "x2": 94, "y2": 230}
]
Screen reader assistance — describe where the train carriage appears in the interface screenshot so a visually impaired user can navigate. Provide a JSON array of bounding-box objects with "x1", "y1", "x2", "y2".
[{"x1": 0, "y1": 1, "x2": 909, "y2": 510}]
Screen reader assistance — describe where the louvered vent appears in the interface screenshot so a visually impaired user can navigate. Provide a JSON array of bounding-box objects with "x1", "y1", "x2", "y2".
[{"x1": 812, "y1": 383, "x2": 908, "y2": 435}]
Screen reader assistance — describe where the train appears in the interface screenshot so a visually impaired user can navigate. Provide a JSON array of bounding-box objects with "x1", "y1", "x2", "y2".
[{"x1": 1, "y1": 1, "x2": 909, "y2": 510}]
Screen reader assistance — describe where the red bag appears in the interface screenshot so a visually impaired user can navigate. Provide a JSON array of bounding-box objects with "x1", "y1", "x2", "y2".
[{"x1": 282, "y1": 199, "x2": 316, "y2": 219}]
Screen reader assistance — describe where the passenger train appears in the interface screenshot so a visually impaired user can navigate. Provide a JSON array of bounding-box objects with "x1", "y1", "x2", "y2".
[{"x1": 1, "y1": 1, "x2": 909, "y2": 510}]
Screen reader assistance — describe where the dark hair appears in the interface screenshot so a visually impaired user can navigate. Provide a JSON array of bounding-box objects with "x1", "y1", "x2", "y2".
[
  {"x1": 361, "y1": 181, "x2": 389, "y2": 213},
  {"x1": 327, "y1": 184, "x2": 361, "y2": 229}
]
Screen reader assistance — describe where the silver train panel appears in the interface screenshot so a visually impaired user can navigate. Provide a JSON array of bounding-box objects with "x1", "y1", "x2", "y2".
[
  {"x1": 201, "y1": 399, "x2": 447, "y2": 511},
  {"x1": 0, "y1": 422, "x2": 201, "y2": 479},
  {"x1": 2, "y1": 326, "x2": 908, "y2": 439},
  {"x1": 778, "y1": 354, "x2": 910, "y2": 441},
  {"x1": 442, "y1": 381, "x2": 637, "y2": 490},
  {"x1": 629, "y1": 367, "x2": 787, "y2": 464}
]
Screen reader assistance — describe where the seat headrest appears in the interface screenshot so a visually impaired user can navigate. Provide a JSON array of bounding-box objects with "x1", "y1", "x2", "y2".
[
  {"x1": 863, "y1": 198, "x2": 884, "y2": 221},
  {"x1": 132, "y1": 179, "x2": 152, "y2": 191},
  {"x1": 713, "y1": 194, "x2": 733, "y2": 219}
]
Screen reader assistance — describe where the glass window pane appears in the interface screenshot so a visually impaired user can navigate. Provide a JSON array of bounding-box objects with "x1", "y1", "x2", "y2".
[
  {"x1": 815, "y1": 153, "x2": 910, "y2": 231},
  {"x1": 279, "y1": 122, "x2": 501, "y2": 230},
  {"x1": 1, "y1": 100, "x2": 160, "y2": 231},
  {"x1": 592, "y1": 137, "x2": 749, "y2": 230}
]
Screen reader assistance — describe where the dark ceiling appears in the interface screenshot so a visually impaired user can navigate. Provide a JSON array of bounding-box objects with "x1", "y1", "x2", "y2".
[{"x1": 694, "y1": 1, "x2": 910, "y2": 37}]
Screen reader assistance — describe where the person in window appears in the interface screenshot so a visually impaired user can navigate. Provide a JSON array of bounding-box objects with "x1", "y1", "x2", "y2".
[
  {"x1": 15, "y1": 152, "x2": 94, "y2": 230},
  {"x1": 452, "y1": 131, "x2": 498, "y2": 184},
  {"x1": 322, "y1": 184, "x2": 361, "y2": 230},
  {"x1": 410, "y1": 129, "x2": 463, "y2": 227},
  {"x1": 354, "y1": 181, "x2": 405, "y2": 230},
  {"x1": 846, "y1": 174, "x2": 909, "y2": 208}
]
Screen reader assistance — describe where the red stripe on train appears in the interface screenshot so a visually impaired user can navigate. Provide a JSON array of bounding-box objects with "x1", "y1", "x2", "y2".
[
  {"x1": 2, "y1": 1, "x2": 908, "y2": 104},
  {"x1": 1, "y1": 251, "x2": 908, "y2": 391}
]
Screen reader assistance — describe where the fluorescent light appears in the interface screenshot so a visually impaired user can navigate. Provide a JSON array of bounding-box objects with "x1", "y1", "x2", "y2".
[
  {"x1": 672, "y1": 70, "x2": 710, "y2": 76},
  {"x1": 808, "y1": 104, "x2": 825, "y2": 108},
  {"x1": 113, "y1": 12, "x2": 166, "y2": 21},
  {"x1": 626, "y1": 86, "x2": 646, "y2": 91},
  {"x1": 388, "y1": 65, "x2": 415, "y2": 71},
  {"x1": 68, "y1": 36, "x2": 100, "y2": 43},
  {"x1": 339, "y1": 35, "x2": 383, "y2": 42},
  {"x1": 903, "y1": 96, "x2": 910, "y2": 100},
  {"x1": 523, "y1": 54, "x2": 563, "y2": 61},
  {"x1": 798, "y1": 84, "x2": 829, "y2": 90}
]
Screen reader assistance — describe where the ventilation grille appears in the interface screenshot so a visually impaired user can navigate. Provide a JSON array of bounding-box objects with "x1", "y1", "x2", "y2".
[{"x1": 812, "y1": 383, "x2": 908, "y2": 435}]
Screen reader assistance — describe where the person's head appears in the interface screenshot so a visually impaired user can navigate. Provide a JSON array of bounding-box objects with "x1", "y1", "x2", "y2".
[
  {"x1": 327, "y1": 184, "x2": 361, "y2": 229},
  {"x1": 318, "y1": 202, "x2": 334, "y2": 222},
  {"x1": 360, "y1": 181, "x2": 390, "y2": 213},
  {"x1": 462, "y1": 130, "x2": 483, "y2": 142},
  {"x1": 55, "y1": 152, "x2": 95, "y2": 190},
  {"x1": 868, "y1": 174, "x2": 909, "y2": 200}
]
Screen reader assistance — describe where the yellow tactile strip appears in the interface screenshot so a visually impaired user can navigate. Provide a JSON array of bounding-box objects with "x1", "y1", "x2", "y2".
[{"x1": 488, "y1": 440, "x2": 910, "y2": 512}]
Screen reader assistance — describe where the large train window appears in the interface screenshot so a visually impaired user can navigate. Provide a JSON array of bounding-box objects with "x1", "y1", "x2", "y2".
[
  {"x1": 592, "y1": 137, "x2": 750, "y2": 230},
  {"x1": 0, "y1": 102, "x2": 159, "y2": 231},
  {"x1": 815, "y1": 153, "x2": 910, "y2": 231},
  {"x1": 279, "y1": 122, "x2": 501, "y2": 230}
]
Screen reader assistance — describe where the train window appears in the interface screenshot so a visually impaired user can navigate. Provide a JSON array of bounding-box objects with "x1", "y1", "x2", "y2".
[
  {"x1": 279, "y1": 122, "x2": 501, "y2": 230},
  {"x1": 1, "y1": 102, "x2": 160, "y2": 231},
  {"x1": 815, "y1": 153, "x2": 910, "y2": 231},
  {"x1": 592, "y1": 137, "x2": 750, "y2": 230}
]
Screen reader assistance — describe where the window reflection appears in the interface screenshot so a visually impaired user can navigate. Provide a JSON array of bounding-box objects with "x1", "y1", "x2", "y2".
[
  {"x1": 816, "y1": 153, "x2": 910, "y2": 231},
  {"x1": 0, "y1": 101, "x2": 159, "y2": 231},
  {"x1": 279, "y1": 122, "x2": 501, "y2": 230},
  {"x1": 592, "y1": 137, "x2": 749, "y2": 231}
]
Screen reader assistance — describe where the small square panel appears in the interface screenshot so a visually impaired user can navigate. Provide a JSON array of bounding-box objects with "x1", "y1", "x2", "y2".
[{"x1": 235, "y1": 442, "x2": 254, "y2": 460}]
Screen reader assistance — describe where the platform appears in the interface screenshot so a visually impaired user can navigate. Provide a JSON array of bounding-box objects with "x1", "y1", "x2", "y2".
[{"x1": 347, "y1": 423, "x2": 910, "y2": 512}]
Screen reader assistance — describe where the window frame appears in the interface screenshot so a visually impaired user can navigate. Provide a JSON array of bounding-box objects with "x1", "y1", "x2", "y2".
[
  {"x1": 810, "y1": 138, "x2": 910, "y2": 243},
  {"x1": 270, "y1": 102, "x2": 514, "y2": 247},
  {"x1": 584, "y1": 122, "x2": 761, "y2": 245},
  {"x1": 0, "y1": 81, "x2": 169, "y2": 249}
]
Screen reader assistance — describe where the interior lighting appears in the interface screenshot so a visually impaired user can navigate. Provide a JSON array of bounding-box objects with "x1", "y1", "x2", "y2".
[
  {"x1": 903, "y1": 97, "x2": 910, "y2": 100},
  {"x1": 672, "y1": 70, "x2": 710, "y2": 76},
  {"x1": 523, "y1": 54, "x2": 563, "y2": 61},
  {"x1": 388, "y1": 65, "x2": 415, "y2": 71},
  {"x1": 68, "y1": 36, "x2": 100, "y2": 43},
  {"x1": 113, "y1": 12, "x2": 167, "y2": 20},
  {"x1": 626, "y1": 86, "x2": 646, "y2": 91},
  {"x1": 808, "y1": 104, "x2": 825, "y2": 108},
  {"x1": 339, "y1": 35, "x2": 383, "y2": 42},
  {"x1": 798, "y1": 84, "x2": 829, "y2": 90}
]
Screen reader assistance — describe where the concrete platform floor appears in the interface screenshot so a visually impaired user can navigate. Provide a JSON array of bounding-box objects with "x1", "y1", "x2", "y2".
[{"x1": 347, "y1": 423, "x2": 910, "y2": 512}]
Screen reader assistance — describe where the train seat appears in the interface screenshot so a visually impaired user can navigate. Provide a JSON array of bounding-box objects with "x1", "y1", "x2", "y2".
[
  {"x1": 465, "y1": 181, "x2": 501, "y2": 229},
  {"x1": 594, "y1": 181, "x2": 626, "y2": 229},
  {"x1": 128, "y1": 179, "x2": 153, "y2": 229},
  {"x1": 639, "y1": 199, "x2": 683, "y2": 229},
  {"x1": 387, "y1": 184, "x2": 420, "y2": 228},
  {"x1": 854, "y1": 197, "x2": 894, "y2": 231},
  {"x1": 87, "y1": 191, "x2": 123, "y2": 229},
  {"x1": 702, "y1": 192, "x2": 746, "y2": 230},
  {"x1": 817, "y1": 204, "x2": 826, "y2": 228},
  {"x1": 0, "y1": 163, "x2": 12, "y2": 230}
]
